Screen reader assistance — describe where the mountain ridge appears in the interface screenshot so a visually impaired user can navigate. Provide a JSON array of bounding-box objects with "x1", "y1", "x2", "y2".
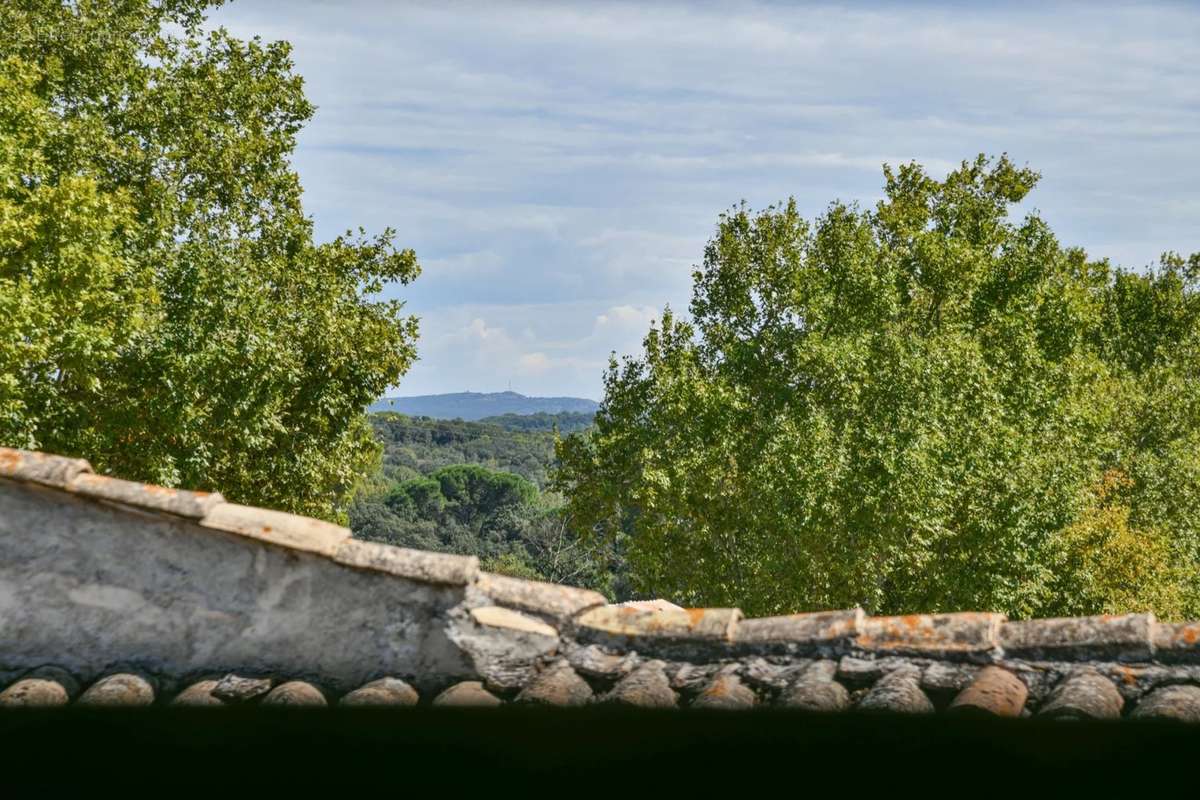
[{"x1": 368, "y1": 391, "x2": 599, "y2": 421}]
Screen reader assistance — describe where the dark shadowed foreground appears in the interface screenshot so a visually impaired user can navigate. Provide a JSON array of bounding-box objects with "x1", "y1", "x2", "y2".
[{"x1": 1, "y1": 706, "x2": 1196, "y2": 792}]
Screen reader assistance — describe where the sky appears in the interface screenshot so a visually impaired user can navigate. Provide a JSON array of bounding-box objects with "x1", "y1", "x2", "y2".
[{"x1": 207, "y1": 0, "x2": 1200, "y2": 400}]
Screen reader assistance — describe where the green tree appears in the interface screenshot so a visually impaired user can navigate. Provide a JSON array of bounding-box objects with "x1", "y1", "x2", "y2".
[
  {"x1": 369, "y1": 412, "x2": 562, "y2": 487},
  {"x1": 555, "y1": 155, "x2": 1200, "y2": 619},
  {"x1": 351, "y1": 458, "x2": 625, "y2": 597},
  {"x1": 433, "y1": 464, "x2": 539, "y2": 523},
  {"x1": 0, "y1": 1, "x2": 419, "y2": 521}
]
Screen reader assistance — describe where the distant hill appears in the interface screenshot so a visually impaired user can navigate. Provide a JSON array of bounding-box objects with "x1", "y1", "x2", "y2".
[{"x1": 369, "y1": 391, "x2": 599, "y2": 421}]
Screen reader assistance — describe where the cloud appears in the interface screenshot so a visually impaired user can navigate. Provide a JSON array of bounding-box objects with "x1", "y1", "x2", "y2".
[
  {"x1": 516, "y1": 352, "x2": 601, "y2": 377},
  {"x1": 459, "y1": 318, "x2": 510, "y2": 346},
  {"x1": 515, "y1": 352, "x2": 551, "y2": 375},
  {"x1": 395, "y1": 302, "x2": 665, "y2": 398},
  {"x1": 207, "y1": 0, "x2": 1200, "y2": 397},
  {"x1": 594, "y1": 305, "x2": 659, "y2": 337}
]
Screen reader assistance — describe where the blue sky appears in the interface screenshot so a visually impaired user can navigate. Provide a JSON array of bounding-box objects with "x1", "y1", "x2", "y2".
[{"x1": 208, "y1": 1, "x2": 1200, "y2": 400}]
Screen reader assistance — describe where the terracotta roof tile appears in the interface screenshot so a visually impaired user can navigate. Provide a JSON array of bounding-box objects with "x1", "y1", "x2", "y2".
[{"x1": 3, "y1": 446, "x2": 1200, "y2": 720}]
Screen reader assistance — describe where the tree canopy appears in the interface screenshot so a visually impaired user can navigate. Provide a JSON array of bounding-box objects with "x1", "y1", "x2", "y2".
[
  {"x1": 0, "y1": 0, "x2": 419, "y2": 521},
  {"x1": 477, "y1": 411, "x2": 596, "y2": 434},
  {"x1": 369, "y1": 412, "x2": 563, "y2": 487},
  {"x1": 351, "y1": 413, "x2": 625, "y2": 597},
  {"x1": 352, "y1": 460, "x2": 623, "y2": 597},
  {"x1": 555, "y1": 155, "x2": 1200, "y2": 619}
]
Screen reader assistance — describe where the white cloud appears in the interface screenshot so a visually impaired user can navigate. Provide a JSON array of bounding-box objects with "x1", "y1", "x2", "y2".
[
  {"x1": 595, "y1": 305, "x2": 659, "y2": 336},
  {"x1": 515, "y1": 352, "x2": 551, "y2": 375},
  {"x1": 516, "y1": 352, "x2": 603, "y2": 377},
  {"x1": 393, "y1": 301, "x2": 665, "y2": 398}
]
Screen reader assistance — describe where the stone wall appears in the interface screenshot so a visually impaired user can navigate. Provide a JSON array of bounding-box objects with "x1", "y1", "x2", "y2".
[{"x1": 3, "y1": 447, "x2": 1200, "y2": 720}]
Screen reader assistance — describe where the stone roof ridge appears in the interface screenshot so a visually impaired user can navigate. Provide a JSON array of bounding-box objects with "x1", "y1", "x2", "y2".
[
  {"x1": 4, "y1": 446, "x2": 1200, "y2": 667},
  {"x1": 0, "y1": 446, "x2": 601, "y2": 613}
]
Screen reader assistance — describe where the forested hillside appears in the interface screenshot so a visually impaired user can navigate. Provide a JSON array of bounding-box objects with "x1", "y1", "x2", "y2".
[
  {"x1": 349, "y1": 413, "x2": 625, "y2": 598},
  {"x1": 478, "y1": 411, "x2": 595, "y2": 434},
  {"x1": 368, "y1": 413, "x2": 560, "y2": 487}
]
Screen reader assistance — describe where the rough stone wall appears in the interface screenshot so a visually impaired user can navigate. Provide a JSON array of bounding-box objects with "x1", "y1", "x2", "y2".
[
  {"x1": 3, "y1": 447, "x2": 1200, "y2": 720},
  {"x1": 0, "y1": 477, "x2": 478, "y2": 696}
]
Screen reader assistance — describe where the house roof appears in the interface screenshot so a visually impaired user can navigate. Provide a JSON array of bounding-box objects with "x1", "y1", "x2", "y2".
[{"x1": 2, "y1": 446, "x2": 1200, "y2": 721}]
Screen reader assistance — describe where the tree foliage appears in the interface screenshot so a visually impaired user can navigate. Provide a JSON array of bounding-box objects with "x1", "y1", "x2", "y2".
[
  {"x1": 350, "y1": 461, "x2": 623, "y2": 597},
  {"x1": 0, "y1": 1, "x2": 419, "y2": 521},
  {"x1": 369, "y1": 412, "x2": 563, "y2": 487},
  {"x1": 354, "y1": 412, "x2": 625, "y2": 596},
  {"x1": 478, "y1": 411, "x2": 595, "y2": 434},
  {"x1": 555, "y1": 155, "x2": 1200, "y2": 619}
]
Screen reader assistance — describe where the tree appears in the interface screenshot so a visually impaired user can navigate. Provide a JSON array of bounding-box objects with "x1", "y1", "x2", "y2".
[
  {"x1": 433, "y1": 464, "x2": 539, "y2": 523},
  {"x1": 0, "y1": 1, "x2": 419, "y2": 521},
  {"x1": 350, "y1": 456, "x2": 626, "y2": 597},
  {"x1": 555, "y1": 155, "x2": 1200, "y2": 619},
  {"x1": 368, "y1": 413, "x2": 561, "y2": 487}
]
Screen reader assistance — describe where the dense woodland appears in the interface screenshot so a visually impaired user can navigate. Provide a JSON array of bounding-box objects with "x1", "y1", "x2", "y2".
[
  {"x1": 477, "y1": 412, "x2": 595, "y2": 434},
  {"x1": 367, "y1": 412, "x2": 589, "y2": 487},
  {"x1": 349, "y1": 413, "x2": 627, "y2": 598}
]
